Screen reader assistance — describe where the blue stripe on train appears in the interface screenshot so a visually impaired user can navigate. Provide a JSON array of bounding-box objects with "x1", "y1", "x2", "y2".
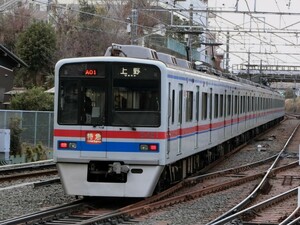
[{"x1": 58, "y1": 141, "x2": 160, "y2": 152}]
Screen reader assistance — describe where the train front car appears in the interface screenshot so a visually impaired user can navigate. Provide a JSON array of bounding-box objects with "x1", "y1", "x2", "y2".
[{"x1": 53, "y1": 57, "x2": 167, "y2": 197}]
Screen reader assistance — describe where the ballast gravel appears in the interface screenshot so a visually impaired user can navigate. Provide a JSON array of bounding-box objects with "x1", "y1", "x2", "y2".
[{"x1": 0, "y1": 182, "x2": 79, "y2": 221}]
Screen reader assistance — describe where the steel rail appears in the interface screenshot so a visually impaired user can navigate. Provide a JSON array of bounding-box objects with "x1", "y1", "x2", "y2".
[
  {"x1": 286, "y1": 214, "x2": 300, "y2": 225},
  {"x1": 0, "y1": 160, "x2": 55, "y2": 173},
  {"x1": 208, "y1": 187, "x2": 298, "y2": 225},
  {"x1": 207, "y1": 122, "x2": 300, "y2": 225},
  {"x1": 279, "y1": 206, "x2": 300, "y2": 225},
  {"x1": 0, "y1": 200, "x2": 85, "y2": 225}
]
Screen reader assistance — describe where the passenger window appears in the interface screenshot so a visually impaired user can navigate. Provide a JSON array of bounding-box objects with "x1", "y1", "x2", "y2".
[
  {"x1": 202, "y1": 92, "x2": 208, "y2": 120},
  {"x1": 214, "y1": 94, "x2": 218, "y2": 118},
  {"x1": 186, "y1": 91, "x2": 193, "y2": 122}
]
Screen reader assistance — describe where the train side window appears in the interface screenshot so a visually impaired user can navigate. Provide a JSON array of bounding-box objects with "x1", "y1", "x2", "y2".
[
  {"x1": 186, "y1": 91, "x2": 193, "y2": 122},
  {"x1": 232, "y1": 91, "x2": 234, "y2": 115},
  {"x1": 224, "y1": 91, "x2": 227, "y2": 117},
  {"x1": 220, "y1": 94, "x2": 224, "y2": 117},
  {"x1": 234, "y1": 95, "x2": 238, "y2": 114},
  {"x1": 227, "y1": 95, "x2": 231, "y2": 116},
  {"x1": 240, "y1": 96, "x2": 243, "y2": 114},
  {"x1": 172, "y1": 89, "x2": 175, "y2": 124},
  {"x1": 178, "y1": 84, "x2": 183, "y2": 124},
  {"x1": 258, "y1": 97, "x2": 262, "y2": 111},
  {"x1": 196, "y1": 87, "x2": 200, "y2": 121},
  {"x1": 214, "y1": 94, "x2": 218, "y2": 118},
  {"x1": 202, "y1": 92, "x2": 208, "y2": 120},
  {"x1": 248, "y1": 96, "x2": 251, "y2": 112},
  {"x1": 209, "y1": 89, "x2": 212, "y2": 120},
  {"x1": 243, "y1": 96, "x2": 246, "y2": 113}
]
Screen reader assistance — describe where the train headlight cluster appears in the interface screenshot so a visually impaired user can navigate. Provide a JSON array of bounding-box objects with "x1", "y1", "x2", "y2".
[
  {"x1": 139, "y1": 144, "x2": 158, "y2": 152},
  {"x1": 58, "y1": 141, "x2": 77, "y2": 150}
]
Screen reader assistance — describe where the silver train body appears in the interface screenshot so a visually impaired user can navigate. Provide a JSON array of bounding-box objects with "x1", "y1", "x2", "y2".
[{"x1": 53, "y1": 46, "x2": 284, "y2": 197}]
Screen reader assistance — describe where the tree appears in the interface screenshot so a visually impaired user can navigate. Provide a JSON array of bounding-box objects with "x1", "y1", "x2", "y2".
[
  {"x1": 10, "y1": 87, "x2": 54, "y2": 111},
  {"x1": 9, "y1": 117, "x2": 23, "y2": 156},
  {"x1": 52, "y1": 0, "x2": 136, "y2": 60},
  {"x1": 79, "y1": 0, "x2": 96, "y2": 22},
  {"x1": 0, "y1": 7, "x2": 31, "y2": 51},
  {"x1": 15, "y1": 21, "x2": 56, "y2": 86}
]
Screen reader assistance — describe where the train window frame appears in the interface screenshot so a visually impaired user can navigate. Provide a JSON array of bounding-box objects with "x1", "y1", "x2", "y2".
[
  {"x1": 111, "y1": 62, "x2": 161, "y2": 127},
  {"x1": 57, "y1": 80, "x2": 80, "y2": 125},
  {"x1": 186, "y1": 91, "x2": 193, "y2": 122},
  {"x1": 248, "y1": 96, "x2": 251, "y2": 112},
  {"x1": 224, "y1": 91, "x2": 227, "y2": 117},
  {"x1": 57, "y1": 62, "x2": 108, "y2": 126},
  {"x1": 214, "y1": 94, "x2": 219, "y2": 118},
  {"x1": 209, "y1": 89, "x2": 213, "y2": 120},
  {"x1": 202, "y1": 92, "x2": 208, "y2": 120},
  {"x1": 234, "y1": 95, "x2": 238, "y2": 115},
  {"x1": 220, "y1": 94, "x2": 224, "y2": 117},
  {"x1": 196, "y1": 87, "x2": 200, "y2": 121},
  {"x1": 172, "y1": 89, "x2": 175, "y2": 124},
  {"x1": 178, "y1": 84, "x2": 183, "y2": 124},
  {"x1": 227, "y1": 94, "x2": 231, "y2": 116},
  {"x1": 240, "y1": 96, "x2": 243, "y2": 114}
]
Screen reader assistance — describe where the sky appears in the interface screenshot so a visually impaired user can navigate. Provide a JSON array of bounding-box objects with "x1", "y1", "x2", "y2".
[{"x1": 207, "y1": 0, "x2": 300, "y2": 70}]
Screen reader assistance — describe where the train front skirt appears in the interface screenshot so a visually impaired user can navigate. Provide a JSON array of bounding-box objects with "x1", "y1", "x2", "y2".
[{"x1": 56, "y1": 162, "x2": 164, "y2": 197}]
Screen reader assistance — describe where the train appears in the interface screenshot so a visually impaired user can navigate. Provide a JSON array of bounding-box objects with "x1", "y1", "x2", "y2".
[{"x1": 53, "y1": 43, "x2": 285, "y2": 197}]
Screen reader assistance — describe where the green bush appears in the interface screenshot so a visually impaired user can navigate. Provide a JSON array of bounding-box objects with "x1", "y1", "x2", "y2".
[
  {"x1": 9, "y1": 117, "x2": 23, "y2": 156},
  {"x1": 10, "y1": 87, "x2": 53, "y2": 111}
]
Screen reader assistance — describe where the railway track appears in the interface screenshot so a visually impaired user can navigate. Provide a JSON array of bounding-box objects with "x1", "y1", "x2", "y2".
[
  {"x1": 1, "y1": 117, "x2": 299, "y2": 225},
  {"x1": 0, "y1": 160, "x2": 58, "y2": 186},
  {"x1": 207, "y1": 120, "x2": 300, "y2": 225},
  {"x1": 2, "y1": 159, "x2": 296, "y2": 225}
]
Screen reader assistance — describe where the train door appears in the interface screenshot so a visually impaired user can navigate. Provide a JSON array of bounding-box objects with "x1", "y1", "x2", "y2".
[
  {"x1": 80, "y1": 82, "x2": 107, "y2": 158},
  {"x1": 178, "y1": 84, "x2": 183, "y2": 155}
]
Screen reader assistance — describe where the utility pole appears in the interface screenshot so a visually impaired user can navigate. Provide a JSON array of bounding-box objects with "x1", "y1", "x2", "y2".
[
  {"x1": 226, "y1": 31, "x2": 230, "y2": 71},
  {"x1": 247, "y1": 51, "x2": 251, "y2": 81},
  {"x1": 131, "y1": 2, "x2": 138, "y2": 45},
  {"x1": 186, "y1": 4, "x2": 193, "y2": 61}
]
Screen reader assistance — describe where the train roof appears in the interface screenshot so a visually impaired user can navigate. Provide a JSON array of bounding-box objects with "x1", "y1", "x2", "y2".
[
  {"x1": 66, "y1": 44, "x2": 280, "y2": 95},
  {"x1": 104, "y1": 43, "x2": 158, "y2": 60},
  {"x1": 157, "y1": 52, "x2": 177, "y2": 66},
  {"x1": 176, "y1": 58, "x2": 193, "y2": 69}
]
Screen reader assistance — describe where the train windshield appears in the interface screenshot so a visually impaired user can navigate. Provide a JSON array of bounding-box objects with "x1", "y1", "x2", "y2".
[
  {"x1": 112, "y1": 63, "x2": 161, "y2": 127},
  {"x1": 57, "y1": 62, "x2": 161, "y2": 127},
  {"x1": 58, "y1": 62, "x2": 106, "y2": 125}
]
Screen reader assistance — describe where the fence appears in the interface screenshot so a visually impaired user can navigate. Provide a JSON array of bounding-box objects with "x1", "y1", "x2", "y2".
[{"x1": 0, "y1": 110, "x2": 54, "y2": 148}]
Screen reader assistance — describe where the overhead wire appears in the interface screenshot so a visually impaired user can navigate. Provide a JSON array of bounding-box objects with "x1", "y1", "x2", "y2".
[
  {"x1": 4, "y1": 0, "x2": 300, "y2": 66},
  {"x1": 213, "y1": 0, "x2": 300, "y2": 65}
]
